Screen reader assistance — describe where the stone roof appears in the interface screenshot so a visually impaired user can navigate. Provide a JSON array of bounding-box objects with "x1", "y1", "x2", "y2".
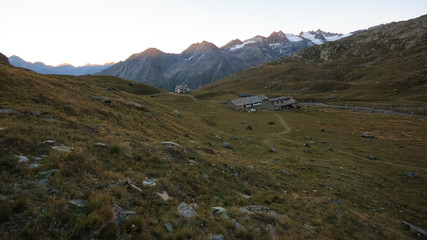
[
  {"x1": 230, "y1": 95, "x2": 268, "y2": 107},
  {"x1": 267, "y1": 96, "x2": 298, "y2": 107}
]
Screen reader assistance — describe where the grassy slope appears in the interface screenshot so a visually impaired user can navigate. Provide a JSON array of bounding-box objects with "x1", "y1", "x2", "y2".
[{"x1": 1, "y1": 64, "x2": 426, "y2": 239}]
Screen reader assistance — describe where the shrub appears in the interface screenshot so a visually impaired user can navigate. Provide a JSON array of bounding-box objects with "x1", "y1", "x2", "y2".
[{"x1": 99, "y1": 222, "x2": 119, "y2": 240}]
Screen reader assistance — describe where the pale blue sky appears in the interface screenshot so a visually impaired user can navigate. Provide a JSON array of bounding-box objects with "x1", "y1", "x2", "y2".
[{"x1": 1, "y1": 0, "x2": 426, "y2": 66}]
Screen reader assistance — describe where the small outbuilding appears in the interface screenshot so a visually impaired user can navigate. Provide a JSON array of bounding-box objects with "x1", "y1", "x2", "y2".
[
  {"x1": 237, "y1": 93, "x2": 253, "y2": 98},
  {"x1": 261, "y1": 96, "x2": 299, "y2": 111},
  {"x1": 227, "y1": 95, "x2": 268, "y2": 111},
  {"x1": 175, "y1": 84, "x2": 190, "y2": 94}
]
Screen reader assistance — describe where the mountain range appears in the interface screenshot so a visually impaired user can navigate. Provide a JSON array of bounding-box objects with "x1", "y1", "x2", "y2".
[
  {"x1": 97, "y1": 30, "x2": 349, "y2": 90},
  {"x1": 8, "y1": 56, "x2": 114, "y2": 76}
]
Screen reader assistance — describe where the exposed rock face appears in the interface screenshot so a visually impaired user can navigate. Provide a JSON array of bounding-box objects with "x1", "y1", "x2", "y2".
[
  {"x1": 98, "y1": 30, "x2": 346, "y2": 90},
  {"x1": 0, "y1": 52, "x2": 9, "y2": 64}
]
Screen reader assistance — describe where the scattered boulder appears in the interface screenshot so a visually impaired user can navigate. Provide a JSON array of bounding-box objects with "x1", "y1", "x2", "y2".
[
  {"x1": 69, "y1": 199, "x2": 87, "y2": 208},
  {"x1": 0, "y1": 109, "x2": 16, "y2": 114},
  {"x1": 128, "y1": 101, "x2": 142, "y2": 108},
  {"x1": 94, "y1": 142, "x2": 107, "y2": 147},
  {"x1": 29, "y1": 163, "x2": 41, "y2": 169},
  {"x1": 211, "y1": 235, "x2": 224, "y2": 240},
  {"x1": 90, "y1": 96, "x2": 111, "y2": 103},
  {"x1": 231, "y1": 219, "x2": 245, "y2": 230},
  {"x1": 51, "y1": 144, "x2": 73, "y2": 152},
  {"x1": 113, "y1": 204, "x2": 137, "y2": 225},
  {"x1": 214, "y1": 135, "x2": 222, "y2": 140},
  {"x1": 305, "y1": 136, "x2": 312, "y2": 139},
  {"x1": 368, "y1": 155, "x2": 377, "y2": 160},
  {"x1": 320, "y1": 128, "x2": 325, "y2": 132},
  {"x1": 246, "y1": 125, "x2": 253, "y2": 130},
  {"x1": 14, "y1": 155, "x2": 28, "y2": 163},
  {"x1": 161, "y1": 141, "x2": 181, "y2": 147},
  {"x1": 28, "y1": 111, "x2": 41, "y2": 117},
  {"x1": 269, "y1": 146, "x2": 276, "y2": 152},
  {"x1": 268, "y1": 121, "x2": 275, "y2": 125},
  {"x1": 229, "y1": 136, "x2": 239, "y2": 140},
  {"x1": 212, "y1": 207, "x2": 229, "y2": 219},
  {"x1": 304, "y1": 143, "x2": 310, "y2": 147},
  {"x1": 321, "y1": 141, "x2": 328, "y2": 144},
  {"x1": 143, "y1": 177, "x2": 157, "y2": 187},
  {"x1": 331, "y1": 198, "x2": 341, "y2": 205},
  {"x1": 177, "y1": 202, "x2": 198, "y2": 218},
  {"x1": 406, "y1": 172, "x2": 415, "y2": 179},
  {"x1": 107, "y1": 86, "x2": 118, "y2": 91},
  {"x1": 316, "y1": 121, "x2": 323, "y2": 125},
  {"x1": 157, "y1": 191, "x2": 171, "y2": 201},
  {"x1": 240, "y1": 205, "x2": 278, "y2": 216},
  {"x1": 172, "y1": 110, "x2": 181, "y2": 116},
  {"x1": 361, "y1": 134, "x2": 375, "y2": 138},
  {"x1": 164, "y1": 222, "x2": 174, "y2": 233},
  {"x1": 222, "y1": 142, "x2": 231, "y2": 149},
  {"x1": 82, "y1": 125, "x2": 98, "y2": 133},
  {"x1": 327, "y1": 148, "x2": 334, "y2": 152}
]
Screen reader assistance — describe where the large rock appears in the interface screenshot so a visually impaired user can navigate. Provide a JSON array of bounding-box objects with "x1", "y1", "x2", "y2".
[
  {"x1": 177, "y1": 202, "x2": 198, "y2": 218},
  {"x1": 113, "y1": 204, "x2": 137, "y2": 225},
  {"x1": 240, "y1": 205, "x2": 278, "y2": 216}
]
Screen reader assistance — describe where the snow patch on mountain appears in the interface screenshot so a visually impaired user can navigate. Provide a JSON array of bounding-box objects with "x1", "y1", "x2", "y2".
[
  {"x1": 230, "y1": 40, "x2": 256, "y2": 51},
  {"x1": 285, "y1": 33, "x2": 303, "y2": 42}
]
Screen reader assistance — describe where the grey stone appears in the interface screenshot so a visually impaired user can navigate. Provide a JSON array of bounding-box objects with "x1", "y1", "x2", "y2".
[
  {"x1": 282, "y1": 169, "x2": 290, "y2": 175},
  {"x1": 69, "y1": 199, "x2": 87, "y2": 208},
  {"x1": 368, "y1": 155, "x2": 377, "y2": 160},
  {"x1": 211, "y1": 235, "x2": 224, "y2": 240},
  {"x1": 177, "y1": 202, "x2": 198, "y2": 218},
  {"x1": 212, "y1": 207, "x2": 229, "y2": 219},
  {"x1": 172, "y1": 110, "x2": 181, "y2": 116},
  {"x1": 28, "y1": 111, "x2": 41, "y2": 117},
  {"x1": 316, "y1": 121, "x2": 323, "y2": 125},
  {"x1": 222, "y1": 142, "x2": 231, "y2": 148},
  {"x1": 331, "y1": 198, "x2": 341, "y2": 205},
  {"x1": 107, "y1": 184, "x2": 117, "y2": 189},
  {"x1": 42, "y1": 140, "x2": 56, "y2": 145},
  {"x1": 214, "y1": 135, "x2": 222, "y2": 140},
  {"x1": 361, "y1": 134, "x2": 375, "y2": 138},
  {"x1": 94, "y1": 142, "x2": 107, "y2": 147},
  {"x1": 143, "y1": 177, "x2": 157, "y2": 187},
  {"x1": 0, "y1": 109, "x2": 16, "y2": 114},
  {"x1": 14, "y1": 155, "x2": 28, "y2": 163},
  {"x1": 269, "y1": 147, "x2": 276, "y2": 152},
  {"x1": 161, "y1": 141, "x2": 181, "y2": 147},
  {"x1": 320, "y1": 128, "x2": 325, "y2": 132},
  {"x1": 305, "y1": 136, "x2": 312, "y2": 139},
  {"x1": 406, "y1": 171, "x2": 415, "y2": 179},
  {"x1": 128, "y1": 101, "x2": 142, "y2": 108},
  {"x1": 107, "y1": 86, "x2": 118, "y2": 91},
  {"x1": 246, "y1": 125, "x2": 253, "y2": 130},
  {"x1": 164, "y1": 222, "x2": 174, "y2": 232},
  {"x1": 304, "y1": 143, "x2": 310, "y2": 147},
  {"x1": 268, "y1": 121, "x2": 275, "y2": 125},
  {"x1": 29, "y1": 163, "x2": 41, "y2": 169},
  {"x1": 230, "y1": 136, "x2": 238, "y2": 140},
  {"x1": 327, "y1": 148, "x2": 334, "y2": 152},
  {"x1": 231, "y1": 219, "x2": 244, "y2": 230},
  {"x1": 240, "y1": 205, "x2": 278, "y2": 216},
  {"x1": 51, "y1": 144, "x2": 73, "y2": 152},
  {"x1": 321, "y1": 141, "x2": 328, "y2": 144},
  {"x1": 114, "y1": 204, "x2": 137, "y2": 225},
  {"x1": 90, "y1": 96, "x2": 111, "y2": 103},
  {"x1": 0, "y1": 194, "x2": 6, "y2": 201}
]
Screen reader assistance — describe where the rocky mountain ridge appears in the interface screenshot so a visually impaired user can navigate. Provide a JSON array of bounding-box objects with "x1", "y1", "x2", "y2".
[
  {"x1": 8, "y1": 55, "x2": 114, "y2": 76},
  {"x1": 98, "y1": 29, "x2": 347, "y2": 90}
]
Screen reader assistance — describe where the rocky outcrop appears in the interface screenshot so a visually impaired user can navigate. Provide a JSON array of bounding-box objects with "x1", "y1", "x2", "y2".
[{"x1": 0, "y1": 52, "x2": 9, "y2": 64}]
